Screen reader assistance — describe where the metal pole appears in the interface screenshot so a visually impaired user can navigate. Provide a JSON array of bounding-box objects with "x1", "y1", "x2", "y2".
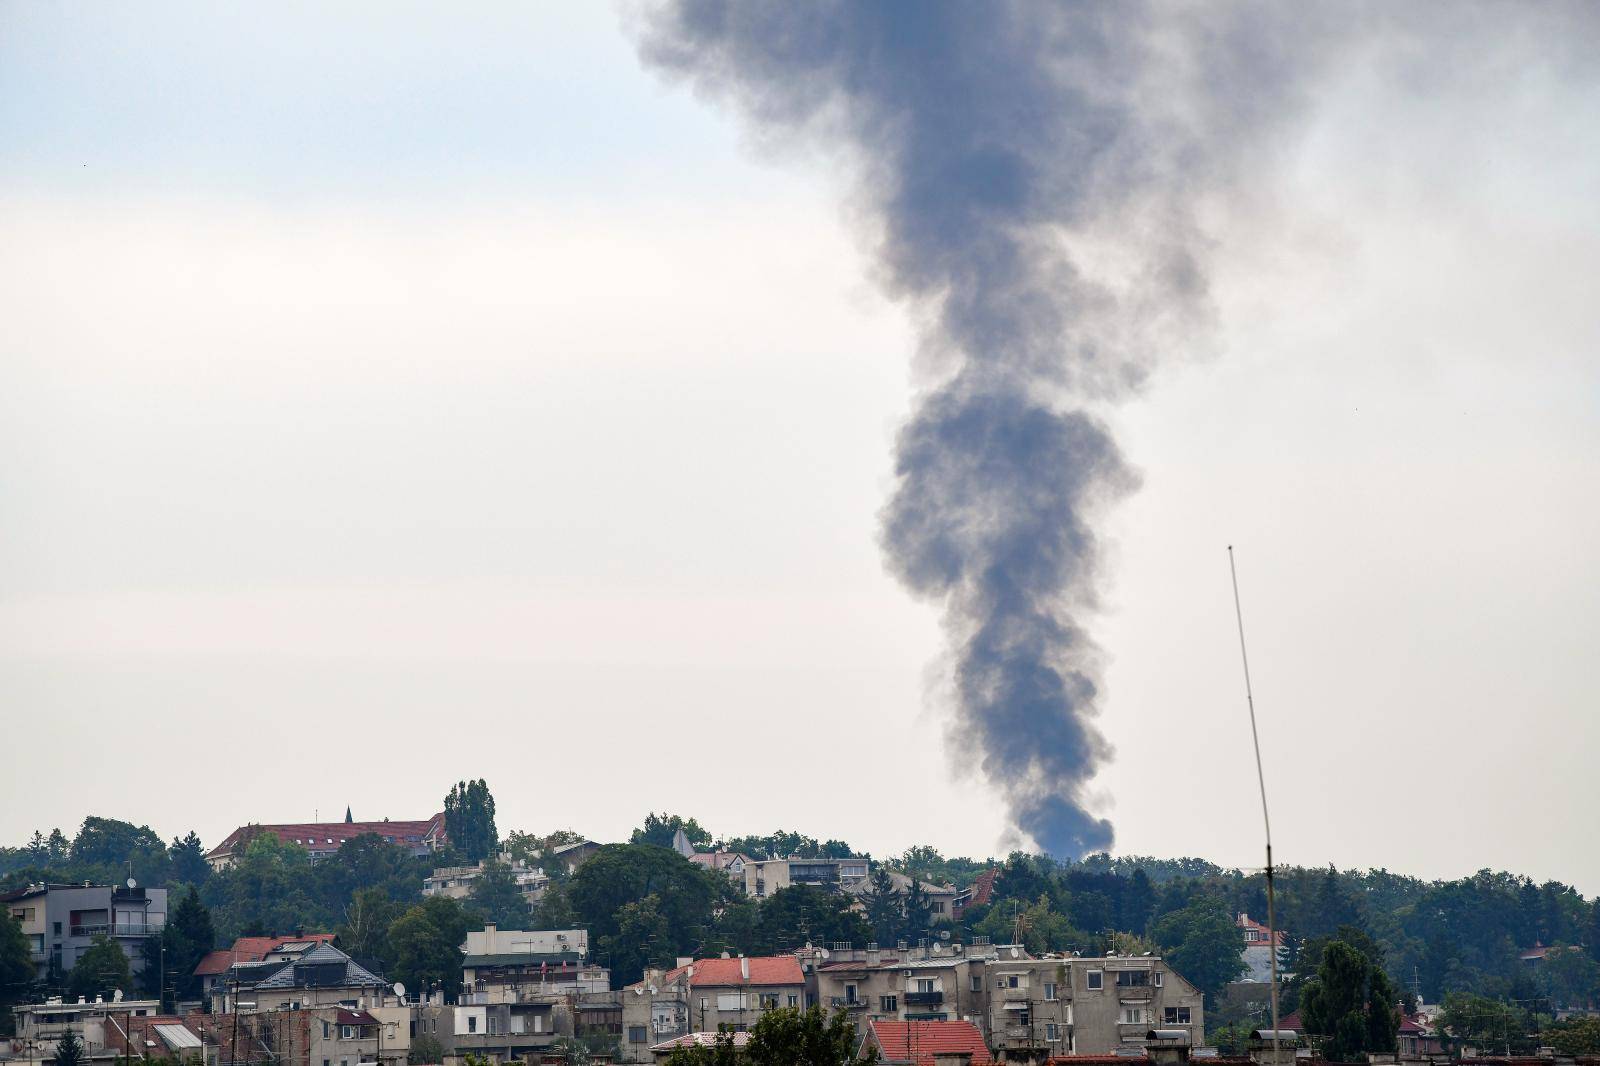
[{"x1": 1229, "y1": 547, "x2": 1280, "y2": 1066}]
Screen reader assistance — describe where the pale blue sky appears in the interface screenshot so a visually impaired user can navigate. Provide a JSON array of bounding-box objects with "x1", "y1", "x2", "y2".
[{"x1": 3, "y1": 4, "x2": 1598, "y2": 892}]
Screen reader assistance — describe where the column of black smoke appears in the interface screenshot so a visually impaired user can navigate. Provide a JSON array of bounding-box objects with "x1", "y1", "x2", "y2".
[
  {"x1": 634, "y1": 1, "x2": 1338, "y2": 857},
  {"x1": 633, "y1": 2, "x2": 1600, "y2": 857}
]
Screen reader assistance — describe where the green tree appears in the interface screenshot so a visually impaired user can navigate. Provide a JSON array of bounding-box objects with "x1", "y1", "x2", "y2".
[
  {"x1": 536, "y1": 883, "x2": 577, "y2": 929},
  {"x1": 337, "y1": 888, "x2": 403, "y2": 972},
  {"x1": 973, "y1": 895, "x2": 1082, "y2": 956},
  {"x1": 631, "y1": 814, "x2": 712, "y2": 850},
  {"x1": 66, "y1": 935, "x2": 132, "y2": 1001},
  {"x1": 388, "y1": 895, "x2": 473, "y2": 998},
  {"x1": 751, "y1": 886, "x2": 871, "y2": 954},
  {"x1": 140, "y1": 887, "x2": 212, "y2": 1008},
  {"x1": 902, "y1": 879, "x2": 935, "y2": 943},
  {"x1": 1547, "y1": 1016, "x2": 1600, "y2": 1056},
  {"x1": 200, "y1": 834, "x2": 320, "y2": 939},
  {"x1": 569, "y1": 844, "x2": 718, "y2": 974},
  {"x1": 599, "y1": 896, "x2": 675, "y2": 986},
  {"x1": 0, "y1": 912, "x2": 36, "y2": 1036},
  {"x1": 1150, "y1": 895, "x2": 1247, "y2": 1006},
  {"x1": 1434, "y1": 992, "x2": 1535, "y2": 1056},
  {"x1": 468, "y1": 860, "x2": 535, "y2": 930},
  {"x1": 444, "y1": 780, "x2": 499, "y2": 865},
  {"x1": 860, "y1": 869, "x2": 902, "y2": 946},
  {"x1": 52, "y1": 1027, "x2": 86, "y2": 1066},
  {"x1": 743, "y1": 1005, "x2": 876, "y2": 1066},
  {"x1": 408, "y1": 1034, "x2": 445, "y2": 1065},
  {"x1": 70, "y1": 817, "x2": 170, "y2": 885},
  {"x1": 1300, "y1": 940, "x2": 1400, "y2": 1062},
  {"x1": 168, "y1": 832, "x2": 211, "y2": 887}
]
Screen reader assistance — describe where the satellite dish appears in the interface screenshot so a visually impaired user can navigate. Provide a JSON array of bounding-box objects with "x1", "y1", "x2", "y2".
[
  {"x1": 932, "y1": 943, "x2": 944, "y2": 955},
  {"x1": 1010, "y1": 947, "x2": 1021, "y2": 959},
  {"x1": 126, "y1": 877, "x2": 137, "y2": 889},
  {"x1": 819, "y1": 948, "x2": 830, "y2": 960},
  {"x1": 392, "y1": 983, "x2": 407, "y2": 1000}
]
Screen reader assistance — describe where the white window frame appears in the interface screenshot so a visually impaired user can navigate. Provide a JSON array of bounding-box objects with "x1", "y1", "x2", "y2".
[{"x1": 1086, "y1": 970, "x2": 1103, "y2": 991}]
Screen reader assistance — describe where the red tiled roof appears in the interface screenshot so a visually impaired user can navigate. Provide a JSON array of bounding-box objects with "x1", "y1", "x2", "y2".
[
  {"x1": 665, "y1": 956, "x2": 805, "y2": 987},
  {"x1": 1277, "y1": 1011, "x2": 1303, "y2": 1032},
  {"x1": 337, "y1": 1009, "x2": 378, "y2": 1025},
  {"x1": 1236, "y1": 913, "x2": 1287, "y2": 947},
  {"x1": 194, "y1": 934, "x2": 337, "y2": 975},
  {"x1": 207, "y1": 815, "x2": 445, "y2": 859},
  {"x1": 651, "y1": 1033, "x2": 752, "y2": 1053},
  {"x1": 967, "y1": 869, "x2": 998, "y2": 909},
  {"x1": 869, "y1": 1020, "x2": 993, "y2": 1066}
]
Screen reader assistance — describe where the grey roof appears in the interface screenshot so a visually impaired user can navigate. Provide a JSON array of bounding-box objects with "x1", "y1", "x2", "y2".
[{"x1": 250, "y1": 942, "x2": 388, "y2": 990}]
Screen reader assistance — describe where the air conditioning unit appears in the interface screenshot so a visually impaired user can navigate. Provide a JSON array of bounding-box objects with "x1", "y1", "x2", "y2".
[{"x1": 903, "y1": 970, "x2": 913, "y2": 978}]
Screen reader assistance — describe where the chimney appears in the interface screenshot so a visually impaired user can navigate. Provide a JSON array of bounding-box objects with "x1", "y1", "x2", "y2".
[{"x1": 740, "y1": 956, "x2": 749, "y2": 980}]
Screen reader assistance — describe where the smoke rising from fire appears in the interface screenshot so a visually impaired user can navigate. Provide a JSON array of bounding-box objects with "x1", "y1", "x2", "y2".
[{"x1": 633, "y1": 2, "x2": 1597, "y2": 856}]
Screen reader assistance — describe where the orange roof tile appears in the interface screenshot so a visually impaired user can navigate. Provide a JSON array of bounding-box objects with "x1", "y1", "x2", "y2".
[
  {"x1": 665, "y1": 956, "x2": 805, "y2": 987},
  {"x1": 194, "y1": 934, "x2": 336, "y2": 975},
  {"x1": 869, "y1": 1020, "x2": 993, "y2": 1066}
]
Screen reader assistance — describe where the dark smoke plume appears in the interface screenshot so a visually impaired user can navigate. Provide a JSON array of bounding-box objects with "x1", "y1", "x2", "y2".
[{"x1": 632, "y1": 2, "x2": 1595, "y2": 856}]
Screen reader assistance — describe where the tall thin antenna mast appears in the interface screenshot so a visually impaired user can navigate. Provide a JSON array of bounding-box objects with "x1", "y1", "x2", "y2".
[{"x1": 1229, "y1": 546, "x2": 1281, "y2": 1064}]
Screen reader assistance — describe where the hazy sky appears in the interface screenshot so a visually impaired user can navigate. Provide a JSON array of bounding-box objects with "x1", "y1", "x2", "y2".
[{"x1": 3, "y1": 4, "x2": 1597, "y2": 892}]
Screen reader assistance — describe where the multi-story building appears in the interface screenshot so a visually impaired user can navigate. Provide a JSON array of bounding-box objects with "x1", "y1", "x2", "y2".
[
  {"x1": 1235, "y1": 913, "x2": 1286, "y2": 984},
  {"x1": 423, "y1": 856, "x2": 549, "y2": 905},
  {"x1": 194, "y1": 935, "x2": 338, "y2": 1006},
  {"x1": 619, "y1": 956, "x2": 805, "y2": 1063},
  {"x1": 840, "y1": 871, "x2": 959, "y2": 924},
  {"x1": 10, "y1": 994, "x2": 165, "y2": 1062},
  {"x1": 205, "y1": 942, "x2": 394, "y2": 1014},
  {"x1": 979, "y1": 955, "x2": 1205, "y2": 1058},
  {"x1": 3, "y1": 882, "x2": 168, "y2": 980},
  {"x1": 810, "y1": 942, "x2": 997, "y2": 1031},
  {"x1": 741, "y1": 857, "x2": 870, "y2": 899},
  {"x1": 205, "y1": 815, "x2": 447, "y2": 869},
  {"x1": 460, "y1": 926, "x2": 607, "y2": 1002}
]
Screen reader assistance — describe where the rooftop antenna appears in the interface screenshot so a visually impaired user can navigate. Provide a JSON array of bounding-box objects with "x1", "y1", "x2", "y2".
[{"x1": 1229, "y1": 546, "x2": 1281, "y2": 1066}]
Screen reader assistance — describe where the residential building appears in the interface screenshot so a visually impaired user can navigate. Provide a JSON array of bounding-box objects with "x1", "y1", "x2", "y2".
[
  {"x1": 953, "y1": 870, "x2": 999, "y2": 921},
  {"x1": 11, "y1": 995, "x2": 165, "y2": 1062},
  {"x1": 862, "y1": 1018, "x2": 993, "y2": 1066},
  {"x1": 551, "y1": 840, "x2": 603, "y2": 874},
  {"x1": 205, "y1": 815, "x2": 447, "y2": 869},
  {"x1": 102, "y1": 1012, "x2": 208, "y2": 1064},
  {"x1": 620, "y1": 956, "x2": 805, "y2": 1063},
  {"x1": 424, "y1": 856, "x2": 549, "y2": 905},
  {"x1": 841, "y1": 870, "x2": 959, "y2": 923},
  {"x1": 194, "y1": 935, "x2": 338, "y2": 1006},
  {"x1": 646, "y1": 1032, "x2": 750, "y2": 1062},
  {"x1": 741, "y1": 857, "x2": 870, "y2": 899},
  {"x1": 1235, "y1": 914, "x2": 1286, "y2": 984},
  {"x1": 460, "y1": 925, "x2": 607, "y2": 1002},
  {"x1": 447, "y1": 994, "x2": 576, "y2": 1065},
  {"x1": 983, "y1": 955, "x2": 1203, "y2": 1057},
  {"x1": 3, "y1": 882, "x2": 167, "y2": 980},
  {"x1": 205, "y1": 942, "x2": 394, "y2": 1014},
  {"x1": 810, "y1": 941, "x2": 998, "y2": 1032},
  {"x1": 667, "y1": 829, "x2": 751, "y2": 884}
]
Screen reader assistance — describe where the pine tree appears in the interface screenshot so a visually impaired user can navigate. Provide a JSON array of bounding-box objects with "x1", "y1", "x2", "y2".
[
  {"x1": 53, "y1": 1028, "x2": 85, "y2": 1066},
  {"x1": 861, "y1": 869, "x2": 903, "y2": 946}
]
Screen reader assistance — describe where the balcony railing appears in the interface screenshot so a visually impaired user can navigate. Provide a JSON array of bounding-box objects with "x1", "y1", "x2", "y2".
[
  {"x1": 71, "y1": 922, "x2": 164, "y2": 937},
  {"x1": 828, "y1": 997, "x2": 867, "y2": 1010},
  {"x1": 904, "y1": 991, "x2": 944, "y2": 1006},
  {"x1": 1114, "y1": 985, "x2": 1155, "y2": 1000}
]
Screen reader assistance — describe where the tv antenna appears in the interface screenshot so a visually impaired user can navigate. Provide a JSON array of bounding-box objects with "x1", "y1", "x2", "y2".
[{"x1": 1229, "y1": 546, "x2": 1281, "y2": 1065}]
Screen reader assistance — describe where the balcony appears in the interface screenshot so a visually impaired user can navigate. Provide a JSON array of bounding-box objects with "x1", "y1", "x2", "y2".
[
  {"x1": 70, "y1": 922, "x2": 163, "y2": 938},
  {"x1": 904, "y1": 992, "x2": 944, "y2": 1007},
  {"x1": 828, "y1": 997, "x2": 867, "y2": 1010},
  {"x1": 1114, "y1": 985, "x2": 1155, "y2": 1000}
]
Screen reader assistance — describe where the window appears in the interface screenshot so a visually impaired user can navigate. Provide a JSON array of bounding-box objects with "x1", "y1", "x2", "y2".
[
  {"x1": 340, "y1": 1026, "x2": 356, "y2": 1040},
  {"x1": 467, "y1": 1017, "x2": 478, "y2": 1034},
  {"x1": 1018, "y1": 1010, "x2": 1030, "y2": 1026},
  {"x1": 1007, "y1": 975, "x2": 1019, "y2": 989},
  {"x1": 1115, "y1": 970, "x2": 1150, "y2": 987},
  {"x1": 1153, "y1": 972, "x2": 1163, "y2": 987},
  {"x1": 487, "y1": 1017, "x2": 498, "y2": 1037},
  {"x1": 917, "y1": 979, "x2": 936, "y2": 993},
  {"x1": 787, "y1": 995, "x2": 799, "y2": 1008},
  {"x1": 53, "y1": 922, "x2": 62, "y2": 935},
  {"x1": 1121, "y1": 1007, "x2": 1145, "y2": 1025},
  {"x1": 759, "y1": 993, "x2": 779, "y2": 1010},
  {"x1": 628, "y1": 1027, "x2": 647, "y2": 1044},
  {"x1": 322, "y1": 1022, "x2": 331, "y2": 1039},
  {"x1": 971, "y1": 976, "x2": 982, "y2": 992},
  {"x1": 1086, "y1": 971, "x2": 1103, "y2": 990},
  {"x1": 716, "y1": 993, "x2": 748, "y2": 1012},
  {"x1": 1163, "y1": 1007, "x2": 1191, "y2": 1024},
  {"x1": 1044, "y1": 982, "x2": 1057, "y2": 1001},
  {"x1": 932, "y1": 902, "x2": 946, "y2": 914},
  {"x1": 1045, "y1": 1023, "x2": 1059, "y2": 1042},
  {"x1": 881, "y1": 996, "x2": 898, "y2": 1013},
  {"x1": 845, "y1": 985, "x2": 857, "y2": 1004}
]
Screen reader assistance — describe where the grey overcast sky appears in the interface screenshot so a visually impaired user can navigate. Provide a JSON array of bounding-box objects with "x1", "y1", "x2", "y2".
[{"x1": 2, "y1": 4, "x2": 1597, "y2": 891}]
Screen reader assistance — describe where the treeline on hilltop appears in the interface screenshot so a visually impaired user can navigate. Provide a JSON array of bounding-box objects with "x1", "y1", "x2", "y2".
[{"x1": 4, "y1": 787, "x2": 1599, "y2": 1036}]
